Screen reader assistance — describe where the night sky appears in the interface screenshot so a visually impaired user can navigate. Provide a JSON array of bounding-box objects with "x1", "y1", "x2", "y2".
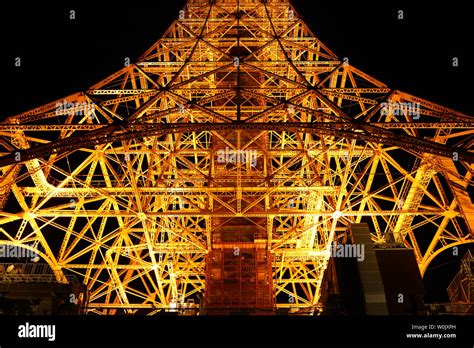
[{"x1": 1, "y1": 1, "x2": 473, "y2": 304}]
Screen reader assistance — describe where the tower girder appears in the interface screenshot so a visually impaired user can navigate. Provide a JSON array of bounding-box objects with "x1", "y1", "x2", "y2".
[{"x1": 0, "y1": 0, "x2": 473, "y2": 313}]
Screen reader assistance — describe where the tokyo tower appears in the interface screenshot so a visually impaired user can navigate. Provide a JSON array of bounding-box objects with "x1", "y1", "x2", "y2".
[{"x1": 0, "y1": 0, "x2": 472, "y2": 315}]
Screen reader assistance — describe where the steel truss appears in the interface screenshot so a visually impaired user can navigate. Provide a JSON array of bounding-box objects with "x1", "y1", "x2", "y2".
[{"x1": 0, "y1": 0, "x2": 473, "y2": 314}]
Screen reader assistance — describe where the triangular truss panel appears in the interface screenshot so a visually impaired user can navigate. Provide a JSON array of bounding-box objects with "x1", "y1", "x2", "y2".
[{"x1": 0, "y1": 0, "x2": 473, "y2": 314}]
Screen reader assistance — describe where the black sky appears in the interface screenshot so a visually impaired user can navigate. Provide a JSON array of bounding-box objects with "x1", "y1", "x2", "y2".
[{"x1": 1, "y1": 0, "x2": 472, "y2": 303}]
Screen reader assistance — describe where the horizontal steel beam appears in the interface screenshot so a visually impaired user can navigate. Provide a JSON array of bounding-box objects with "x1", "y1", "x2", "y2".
[
  {"x1": 18, "y1": 186, "x2": 336, "y2": 197},
  {"x1": 0, "y1": 210, "x2": 448, "y2": 219},
  {"x1": 0, "y1": 122, "x2": 473, "y2": 167},
  {"x1": 0, "y1": 122, "x2": 472, "y2": 132}
]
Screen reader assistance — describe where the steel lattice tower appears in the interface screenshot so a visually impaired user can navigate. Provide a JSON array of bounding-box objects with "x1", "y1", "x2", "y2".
[{"x1": 0, "y1": 0, "x2": 473, "y2": 315}]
